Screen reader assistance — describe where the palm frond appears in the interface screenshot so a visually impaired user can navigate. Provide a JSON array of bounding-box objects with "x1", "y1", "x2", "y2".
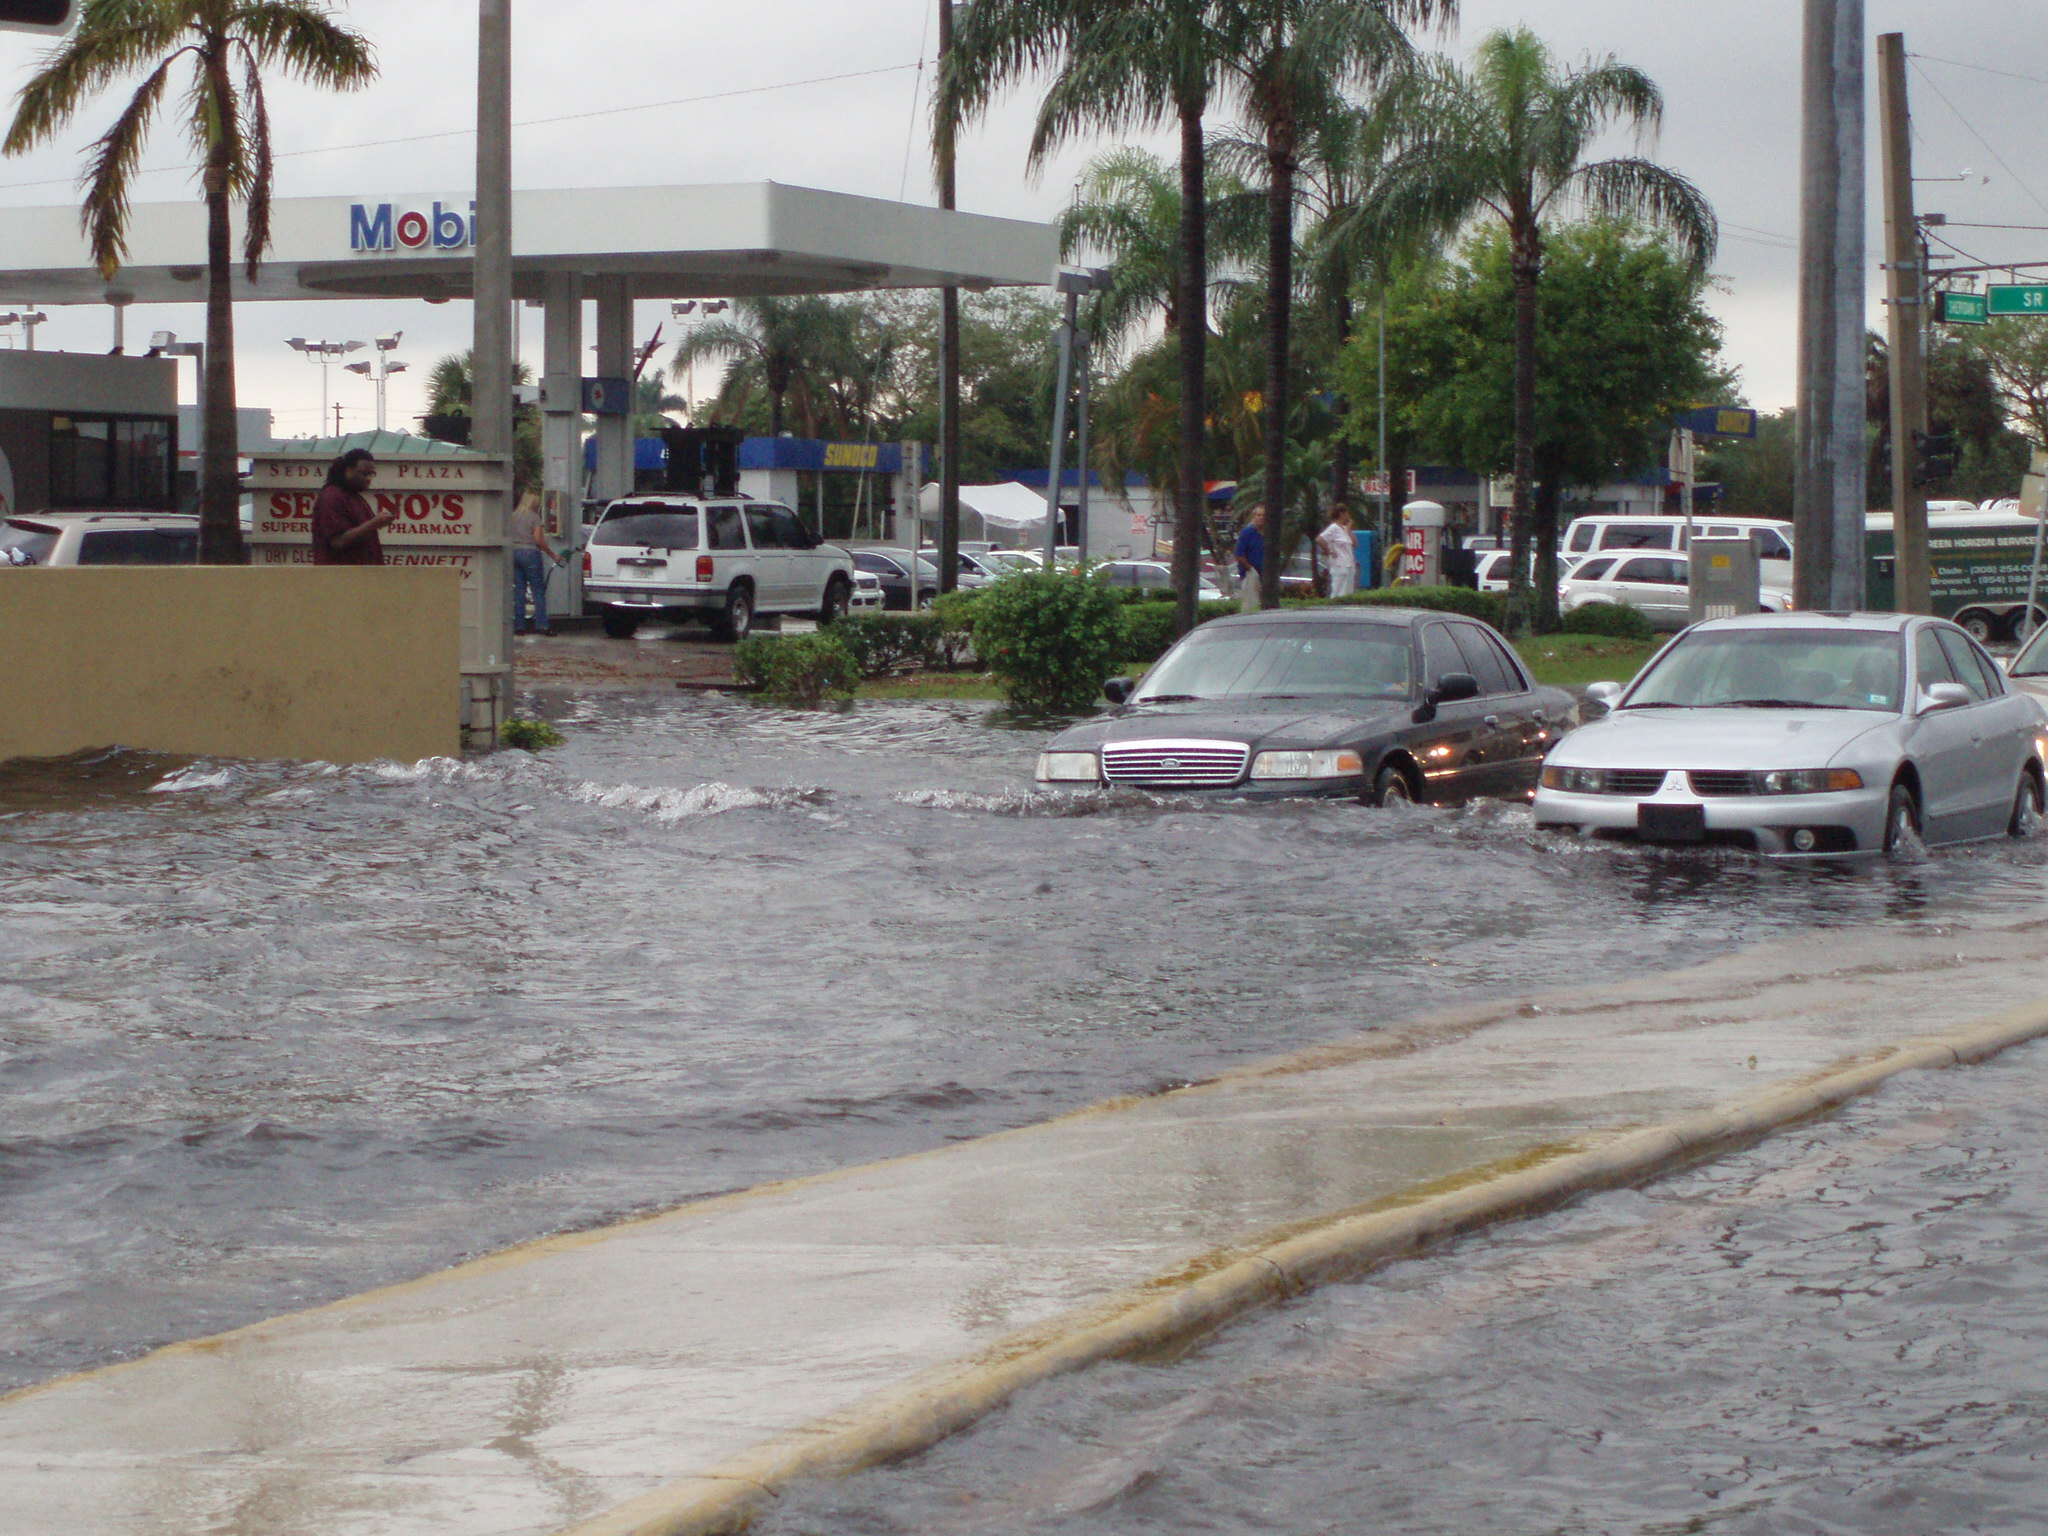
[
  {"x1": 235, "y1": 44, "x2": 272, "y2": 278},
  {"x1": 230, "y1": 0, "x2": 377, "y2": 88},
  {"x1": 1569, "y1": 157, "x2": 1717, "y2": 271},
  {"x1": 77, "y1": 51, "x2": 176, "y2": 276},
  {"x1": 4, "y1": 5, "x2": 189, "y2": 155}
]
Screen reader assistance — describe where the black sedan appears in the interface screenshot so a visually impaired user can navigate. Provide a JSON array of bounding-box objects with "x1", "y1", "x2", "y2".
[
  {"x1": 1034, "y1": 607, "x2": 1578, "y2": 804},
  {"x1": 850, "y1": 548, "x2": 940, "y2": 611}
]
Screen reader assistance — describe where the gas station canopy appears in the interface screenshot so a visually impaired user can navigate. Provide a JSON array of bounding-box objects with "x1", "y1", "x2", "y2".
[{"x1": 0, "y1": 181, "x2": 1057, "y2": 305}]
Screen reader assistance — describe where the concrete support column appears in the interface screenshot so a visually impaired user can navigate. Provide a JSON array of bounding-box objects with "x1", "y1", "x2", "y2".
[
  {"x1": 593, "y1": 276, "x2": 634, "y2": 504},
  {"x1": 541, "y1": 270, "x2": 583, "y2": 614}
]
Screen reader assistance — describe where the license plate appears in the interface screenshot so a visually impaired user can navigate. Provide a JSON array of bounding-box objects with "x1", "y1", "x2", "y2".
[{"x1": 1638, "y1": 803, "x2": 1707, "y2": 842}]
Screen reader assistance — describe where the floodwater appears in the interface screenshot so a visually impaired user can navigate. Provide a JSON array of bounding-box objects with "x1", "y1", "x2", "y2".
[
  {"x1": 759, "y1": 1040, "x2": 2048, "y2": 1536},
  {"x1": 5, "y1": 691, "x2": 2048, "y2": 1396}
]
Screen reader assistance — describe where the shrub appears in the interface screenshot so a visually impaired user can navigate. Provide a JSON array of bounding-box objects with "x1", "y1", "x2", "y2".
[
  {"x1": 973, "y1": 568, "x2": 1128, "y2": 714},
  {"x1": 1559, "y1": 600, "x2": 1654, "y2": 640},
  {"x1": 1120, "y1": 601, "x2": 1182, "y2": 664},
  {"x1": 1318, "y1": 584, "x2": 1510, "y2": 627},
  {"x1": 928, "y1": 588, "x2": 983, "y2": 668},
  {"x1": 732, "y1": 632, "x2": 861, "y2": 705},
  {"x1": 833, "y1": 614, "x2": 943, "y2": 675},
  {"x1": 499, "y1": 717, "x2": 565, "y2": 751}
]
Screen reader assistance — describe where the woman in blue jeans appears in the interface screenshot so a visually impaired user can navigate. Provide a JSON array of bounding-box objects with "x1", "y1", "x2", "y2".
[{"x1": 510, "y1": 492, "x2": 562, "y2": 635}]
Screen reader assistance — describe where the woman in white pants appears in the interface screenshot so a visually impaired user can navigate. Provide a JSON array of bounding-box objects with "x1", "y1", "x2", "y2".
[{"x1": 1318, "y1": 505, "x2": 1358, "y2": 598}]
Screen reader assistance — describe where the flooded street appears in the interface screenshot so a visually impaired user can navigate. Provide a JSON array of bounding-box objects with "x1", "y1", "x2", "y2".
[
  {"x1": 759, "y1": 1040, "x2": 2048, "y2": 1536},
  {"x1": 6, "y1": 690, "x2": 2048, "y2": 1403}
]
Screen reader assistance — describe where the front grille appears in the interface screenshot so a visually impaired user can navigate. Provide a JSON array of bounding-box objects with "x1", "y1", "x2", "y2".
[
  {"x1": 1101, "y1": 739, "x2": 1250, "y2": 788},
  {"x1": 1599, "y1": 769, "x2": 1670, "y2": 796},
  {"x1": 1689, "y1": 770, "x2": 1757, "y2": 797}
]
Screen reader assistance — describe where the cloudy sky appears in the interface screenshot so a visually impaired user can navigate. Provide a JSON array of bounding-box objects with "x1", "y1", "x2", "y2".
[{"x1": 0, "y1": 0, "x2": 2041, "y2": 441}]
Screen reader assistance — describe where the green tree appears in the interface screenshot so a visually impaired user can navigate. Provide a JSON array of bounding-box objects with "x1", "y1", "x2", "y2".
[
  {"x1": 1967, "y1": 317, "x2": 2048, "y2": 447},
  {"x1": 420, "y1": 350, "x2": 542, "y2": 498},
  {"x1": 945, "y1": 0, "x2": 1240, "y2": 634},
  {"x1": 1218, "y1": 0, "x2": 1439, "y2": 606},
  {"x1": 1343, "y1": 221, "x2": 1723, "y2": 569},
  {"x1": 671, "y1": 296, "x2": 859, "y2": 438},
  {"x1": 1702, "y1": 408, "x2": 1795, "y2": 520},
  {"x1": 631, "y1": 373, "x2": 687, "y2": 439},
  {"x1": 5, "y1": 0, "x2": 377, "y2": 563},
  {"x1": 1363, "y1": 27, "x2": 1715, "y2": 625}
]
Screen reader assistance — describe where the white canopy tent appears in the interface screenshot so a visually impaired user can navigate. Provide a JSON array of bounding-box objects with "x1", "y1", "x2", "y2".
[{"x1": 918, "y1": 479, "x2": 1049, "y2": 539}]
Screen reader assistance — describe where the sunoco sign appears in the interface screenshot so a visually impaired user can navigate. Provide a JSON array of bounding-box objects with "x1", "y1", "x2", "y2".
[{"x1": 350, "y1": 200, "x2": 476, "y2": 253}]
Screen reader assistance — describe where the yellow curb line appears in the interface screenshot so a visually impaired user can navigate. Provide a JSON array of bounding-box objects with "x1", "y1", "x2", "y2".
[{"x1": 555, "y1": 995, "x2": 2048, "y2": 1536}]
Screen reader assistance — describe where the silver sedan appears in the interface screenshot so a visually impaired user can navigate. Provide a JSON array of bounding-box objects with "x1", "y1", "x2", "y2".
[{"x1": 1534, "y1": 612, "x2": 2048, "y2": 856}]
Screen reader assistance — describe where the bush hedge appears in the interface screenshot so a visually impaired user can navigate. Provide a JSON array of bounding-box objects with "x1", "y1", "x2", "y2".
[
  {"x1": 732, "y1": 632, "x2": 862, "y2": 705},
  {"x1": 832, "y1": 614, "x2": 944, "y2": 675},
  {"x1": 1558, "y1": 600, "x2": 1655, "y2": 640},
  {"x1": 973, "y1": 568, "x2": 1128, "y2": 714}
]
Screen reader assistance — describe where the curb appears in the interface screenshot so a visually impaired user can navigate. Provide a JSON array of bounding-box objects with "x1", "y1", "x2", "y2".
[{"x1": 555, "y1": 994, "x2": 2048, "y2": 1536}]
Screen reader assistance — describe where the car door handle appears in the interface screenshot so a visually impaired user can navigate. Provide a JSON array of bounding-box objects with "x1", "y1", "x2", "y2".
[{"x1": 1483, "y1": 714, "x2": 1500, "y2": 728}]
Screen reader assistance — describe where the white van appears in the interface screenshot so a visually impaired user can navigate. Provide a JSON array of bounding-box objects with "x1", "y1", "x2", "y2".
[{"x1": 1561, "y1": 514, "x2": 1794, "y2": 588}]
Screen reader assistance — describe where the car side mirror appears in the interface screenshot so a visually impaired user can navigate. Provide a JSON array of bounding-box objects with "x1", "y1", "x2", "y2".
[
  {"x1": 1103, "y1": 676, "x2": 1133, "y2": 705},
  {"x1": 1586, "y1": 680, "x2": 1623, "y2": 706},
  {"x1": 1920, "y1": 681, "x2": 1972, "y2": 713},
  {"x1": 1429, "y1": 672, "x2": 1479, "y2": 705}
]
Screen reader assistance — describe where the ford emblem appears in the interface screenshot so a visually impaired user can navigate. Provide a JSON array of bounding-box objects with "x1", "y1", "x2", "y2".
[{"x1": 1161, "y1": 757, "x2": 1182, "y2": 769}]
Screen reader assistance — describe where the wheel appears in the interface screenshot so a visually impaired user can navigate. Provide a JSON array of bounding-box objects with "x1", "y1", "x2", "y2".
[
  {"x1": 1955, "y1": 608, "x2": 1996, "y2": 644},
  {"x1": 713, "y1": 583, "x2": 753, "y2": 642},
  {"x1": 1883, "y1": 780, "x2": 1923, "y2": 857},
  {"x1": 915, "y1": 593, "x2": 935, "y2": 612},
  {"x1": 1370, "y1": 763, "x2": 1415, "y2": 808},
  {"x1": 600, "y1": 609, "x2": 641, "y2": 640},
  {"x1": 819, "y1": 577, "x2": 851, "y2": 627},
  {"x1": 2010, "y1": 773, "x2": 2045, "y2": 838}
]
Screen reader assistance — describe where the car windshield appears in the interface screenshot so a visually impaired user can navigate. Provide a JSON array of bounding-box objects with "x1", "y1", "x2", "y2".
[
  {"x1": 1627, "y1": 628, "x2": 1904, "y2": 711},
  {"x1": 1135, "y1": 621, "x2": 1412, "y2": 703},
  {"x1": 593, "y1": 506, "x2": 699, "y2": 549},
  {"x1": 2012, "y1": 621, "x2": 2048, "y2": 677},
  {"x1": 0, "y1": 519, "x2": 58, "y2": 565}
]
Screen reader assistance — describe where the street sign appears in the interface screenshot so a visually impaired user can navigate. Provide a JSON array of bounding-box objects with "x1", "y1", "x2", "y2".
[
  {"x1": 0, "y1": 0, "x2": 71, "y2": 33},
  {"x1": 1674, "y1": 406, "x2": 1757, "y2": 439},
  {"x1": 1987, "y1": 285, "x2": 2048, "y2": 316},
  {"x1": 1938, "y1": 290, "x2": 1989, "y2": 325}
]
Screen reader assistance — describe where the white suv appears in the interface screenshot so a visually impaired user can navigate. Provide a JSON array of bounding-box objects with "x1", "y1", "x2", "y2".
[
  {"x1": 582, "y1": 496, "x2": 858, "y2": 640},
  {"x1": 0, "y1": 511, "x2": 198, "y2": 566}
]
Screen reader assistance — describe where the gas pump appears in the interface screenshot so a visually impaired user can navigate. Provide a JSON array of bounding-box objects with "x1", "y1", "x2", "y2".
[{"x1": 1401, "y1": 499, "x2": 1446, "y2": 585}]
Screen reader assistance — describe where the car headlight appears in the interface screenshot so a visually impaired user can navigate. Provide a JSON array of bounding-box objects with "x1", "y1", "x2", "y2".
[
  {"x1": 1035, "y1": 751, "x2": 1101, "y2": 783},
  {"x1": 1540, "y1": 765, "x2": 1605, "y2": 793},
  {"x1": 1757, "y1": 768, "x2": 1863, "y2": 794},
  {"x1": 1249, "y1": 749, "x2": 1364, "y2": 780}
]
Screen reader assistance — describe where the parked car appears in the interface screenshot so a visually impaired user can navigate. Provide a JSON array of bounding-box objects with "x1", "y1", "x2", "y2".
[
  {"x1": 0, "y1": 511, "x2": 198, "y2": 566},
  {"x1": 850, "y1": 547, "x2": 942, "y2": 610},
  {"x1": 1035, "y1": 607, "x2": 1578, "y2": 804},
  {"x1": 1562, "y1": 513, "x2": 1795, "y2": 591},
  {"x1": 1533, "y1": 612, "x2": 2048, "y2": 857},
  {"x1": 979, "y1": 549, "x2": 1039, "y2": 574},
  {"x1": 850, "y1": 570, "x2": 885, "y2": 610},
  {"x1": 581, "y1": 496, "x2": 855, "y2": 640},
  {"x1": 1095, "y1": 559, "x2": 1225, "y2": 601},
  {"x1": 1559, "y1": 551, "x2": 1793, "y2": 630}
]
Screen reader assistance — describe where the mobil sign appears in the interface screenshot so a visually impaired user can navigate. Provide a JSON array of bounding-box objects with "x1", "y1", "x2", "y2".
[{"x1": 350, "y1": 199, "x2": 476, "y2": 254}]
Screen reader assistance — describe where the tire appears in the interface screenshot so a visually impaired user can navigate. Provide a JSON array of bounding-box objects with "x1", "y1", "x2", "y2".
[
  {"x1": 1883, "y1": 780, "x2": 1923, "y2": 857},
  {"x1": 818, "y1": 577, "x2": 851, "y2": 627},
  {"x1": 601, "y1": 609, "x2": 641, "y2": 640},
  {"x1": 1370, "y1": 763, "x2": 1416, "y2": 808},
  {"x1": 2010, "y1": 772, "x2": 2045, "y2": 838},
  {"x1": 1955, "y1": 608, "x2": 1996, "y2": 644},
  {"x1": 713, "y1": 583, "x2": 753, "y2": 642},
  {"x1": 915, "y1": 593, "x2": 935, "y2": 612}
]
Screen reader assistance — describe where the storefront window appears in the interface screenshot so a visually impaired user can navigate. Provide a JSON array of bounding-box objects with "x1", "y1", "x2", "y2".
[{"x1": 50, "y1": 414, "x2": 175, "y2": 509}]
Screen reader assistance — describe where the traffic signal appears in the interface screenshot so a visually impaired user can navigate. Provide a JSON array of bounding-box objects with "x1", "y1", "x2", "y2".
[
  {"x1": 0, "y1": 0, "x2": 73, "y2": 33},
  {"x1": 1912, "y1": 429, "x2": 1958, "y2": 487}
]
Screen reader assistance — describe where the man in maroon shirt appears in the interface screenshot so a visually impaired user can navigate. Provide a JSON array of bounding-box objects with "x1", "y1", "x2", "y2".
[{"x1": 310, "y1": 449, "x2": 394, "y2": 564}]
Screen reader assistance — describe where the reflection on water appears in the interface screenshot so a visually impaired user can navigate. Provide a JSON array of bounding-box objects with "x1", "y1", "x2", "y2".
[
  {"x1": 761, "y1": 1042, "x2": 2048, "y2": 1536},
  {"x1": 3, "y1": 692, "x2": 2047, "y2": 1392}
]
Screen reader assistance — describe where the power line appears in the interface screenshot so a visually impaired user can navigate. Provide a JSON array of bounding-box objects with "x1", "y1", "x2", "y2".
[
  {"x1": 1910, "y1": 53, "x2": 2048, "y2": 91},
  {"x1": 0, "y1": 62, "x2": 921, "y2": 195},
  {"x1": 1908, "y1": 60, "x2": 2048, "y2": 221},
  {"x1": 1942, "y1": 221, "x2": 2048, "y2": 231}
]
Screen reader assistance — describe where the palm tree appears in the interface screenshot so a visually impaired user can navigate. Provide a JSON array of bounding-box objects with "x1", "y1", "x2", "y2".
[
  {"x1": 631, "y1": 373, "x2": 688, "y2": 438},
  {"x1": 944, "y1": 0, "x2": 1235, "y2": 636},
  {"x1": 670, "y1": 295, "x2": 853, "y2": 439},
  {"x1": 5, "y1": 1, "x2": 376, "y2": 564},
  {"x1": 1362, "y1": 27, "x2": 1716, "y2": 625},
  {"x1": 1218, "y1": 0, "x2": 1444, "y2": 607},
  {"x1": 420, "y1": 350, "x2": 541, "y2": 497}
]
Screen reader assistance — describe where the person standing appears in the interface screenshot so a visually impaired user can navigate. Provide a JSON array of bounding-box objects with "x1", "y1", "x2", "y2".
[
  {"x1": 1318, "y1": 505, "x2": 1358, "y2": 597},
  {"x1": 509, "y1": 491, "x2": 561, "y2": 636},
  {"x1": 310, "y1": 448, "x2": 391, "y2": 565},
  {"x1": 1233, "y1": 505, "x2": 1267, "y2": 613}
]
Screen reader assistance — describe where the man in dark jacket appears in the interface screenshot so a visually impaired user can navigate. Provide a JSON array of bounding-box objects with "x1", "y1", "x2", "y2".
[{"x1": 311, "y1": 449, "x2": 393, "y2": 565}]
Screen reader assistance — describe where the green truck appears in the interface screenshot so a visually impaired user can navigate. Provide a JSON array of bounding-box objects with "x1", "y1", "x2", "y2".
[{"x1": 1866, "y1": 508, "x2": 2047, "y2": 643}]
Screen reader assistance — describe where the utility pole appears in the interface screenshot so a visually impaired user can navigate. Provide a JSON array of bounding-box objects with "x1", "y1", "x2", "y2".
[
  {"x1": 1793, "y1": 0, "x2": 1867, "y2": 612},
  {"x1": 1042, "y1": 274, "x2": 1083, "y2": 564},
  {"x1": 935, "y1": 0, "x2": 961, "y2": 593},
  {"x1": 1073, "y1": 320, "x2": 1092, "y2": 559},
  {"x1": 1877, "y1": 32, "x2": 1930, "y2": 614},
  {"x1": 474, "y1": 0, "x2": 514, "y2": 724}
]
